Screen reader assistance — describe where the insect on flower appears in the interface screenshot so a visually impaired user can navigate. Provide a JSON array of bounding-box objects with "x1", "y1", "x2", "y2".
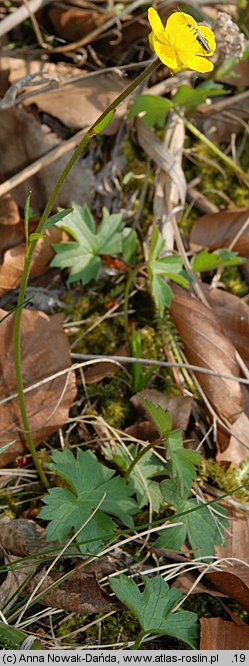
[{"x1": 148, "y1": 7, "x2": 216, "y2": 73}]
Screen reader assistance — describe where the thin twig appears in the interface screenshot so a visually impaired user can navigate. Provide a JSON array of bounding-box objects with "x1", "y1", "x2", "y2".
[{"x1": 0, "y1": 0, "x2": 51, "y2": 37}]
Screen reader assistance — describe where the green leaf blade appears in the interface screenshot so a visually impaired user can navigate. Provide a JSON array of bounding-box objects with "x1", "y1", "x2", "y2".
[{"x1": 39, "y1": 449, "x2": 138, "y2": 553}]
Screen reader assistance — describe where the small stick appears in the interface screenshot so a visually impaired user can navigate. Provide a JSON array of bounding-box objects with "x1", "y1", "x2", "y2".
[{"x1": 0, "y1": 0, "x2": 52, "y2": 38}]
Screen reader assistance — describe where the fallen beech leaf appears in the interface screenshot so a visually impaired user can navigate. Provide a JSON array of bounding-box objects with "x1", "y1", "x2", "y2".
[
  {"x1": 0, "y1": 106, "x2": 95, "y2": 212},
  {"x1": 190, "y1": 208, "x2": 249, "y2": 257},
  {"x1": 125, "y1": 420, "x2": 160, "y2": 442},
  {"x1": 0, "y1": 226, "x2": 62, "y2": 295},
  {"x1": 0, "y1": 516, "x2": 46, "y2": 556},
  {"x1": 84, "y1": 361, "x2": 120, "y2": 384},
  {"x1": 48, "y1": 6, "x2": 112, "y2": 42},
  {"x1": 24, "y1": 569, "x2": 114, "y2": 614},
  {"x1": 208, "y1": 513, "x2": 249, "y2": 613},
  {"x1": 173, "y1": 572, "x2": 225, "y2": 598},
  {"x1": 223, "y1": 60, "x2": 249, "y2": 88},
  {"x1": 23, "y1": 73, "x2": 129, "y2": 135},
  {"x1": 216, "y1": 412, "x2": 249, "y2": 464},
  {"x1": 205, "y1": 288, "x2": 249, "y2": 368},
  {"x1": 0, "y1": 553, "x2": 37, "y2": 613},
  {"x1": 0, "y1": 193, "x2": 19, "y2": 227},
  {"x1": 6, "y1": 58, "x2": 83, "y2": 85},
  {"x1": 170, "y1": 288, "x2": 243, "y2": 423},
  {"x1": 200, "y1": 618, "x2": 249, "y2": 649},
  {"x1": 0, "y1": 309, "x2": 77, "y2": 465},
  {"x1": 131, "y1": 389, "x2": 192, "y2": 432},
  {"x1": 0, "y1": 517, "x2": 114, "y2": 614}
]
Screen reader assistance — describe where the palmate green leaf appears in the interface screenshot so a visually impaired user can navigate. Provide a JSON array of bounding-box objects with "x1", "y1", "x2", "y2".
[
  {"x1": 39, "y1": 449, "x2": 137, "y2": 553},
  {"x1": 128, "y1": 448, "x2": 166, "y2": 512},
  {"x1": 192, "y1": 248, "x2": 245, "y2": 273},
  {"x1": 128, "y1": 95, "x2": 172, "y2": 128},
  {"x1": 156, "y1": 494, "x2": 228, "y2": 557},
  {"x1": 172, "y1": 82, "x2": 226, "y2": 111},
  {"x1": 109, "y1": 574, "x2": 198, "y2": 648},
  {"x1": 166, "y1": 430, "x2": 201, "y2": 497},
  {"x1": 148, "y1": 226, "x2": 188, "y2": 316},
  {"x1": 151, "y1": 276, "x2": 173, "y2": 316},
  {"x1": 50, "y1": 203, "x2": 129, "y2": 284},
  {"x1": 141, "y1": 399, "x2": 172, "y2": 438},
  {"x1": 101, "y1": 438, "x2": 167, "y2": 512}
]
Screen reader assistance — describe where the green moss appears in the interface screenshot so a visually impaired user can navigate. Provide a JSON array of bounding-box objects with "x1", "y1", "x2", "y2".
[
  {"x1": 139, "y1": 326, "x2": 163, "y2": 360},
  {"x1": 87, "y1": 376, "x2": 130, "y2": 429},
  {"x1": 183, "y1": 593, "x2": 228, "y2": 619},
  {"x1": 199, "y1": 457, "x2": 249, "y2": 503},
  {"x1": 56, "y1": 614, "x2": 88, "y2": 639},
  {"x1": 72, "y1": 317, "x2": 125, "y2": 356},
  {"x1": 222, "y1": 266, "x2": 249, "y2": 296},
  {"x1": 102, "y1": 400, "x2": 127, "y2": 429},
  {"x1": 189, "y1": 140, "x2": 249, "y2": 208},
  {"x1": 56, "y1": 610, "x2": 139, "y2": 645}
]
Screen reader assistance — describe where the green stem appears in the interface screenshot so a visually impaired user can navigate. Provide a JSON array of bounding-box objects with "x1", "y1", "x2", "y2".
[
  {"x1": 131, "y1": 630, "x2": 145, "y2": 650},
  {"x1": 124, "y1": 440, "x2": 157, "y2": 480},
  {"x1": 0, "y1": 622, "x2": 43, "y2": 650},
  {"x1": 14, "y1": 255, "x2": 49, "y2": 489},
  {"x1": 183, "y1": 116, "x2": 249, "y2": 186},
  {"x1": 124, "y1": 268, "x2": 137, "y2": 340},
  {"x1": 35, "y1": 57, "x2": 160, "y2": 236},
  {"x1": 14, "y1": 58, "x2": 160, "y2": 487}
]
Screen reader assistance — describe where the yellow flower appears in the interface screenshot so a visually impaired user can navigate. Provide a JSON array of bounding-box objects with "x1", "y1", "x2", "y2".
[{"x1": 148, "y1": 8, "x2": 216, "y2": 73}]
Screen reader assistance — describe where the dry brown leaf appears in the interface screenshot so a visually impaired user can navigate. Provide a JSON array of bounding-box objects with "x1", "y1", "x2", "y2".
[
  {"x1": 83, "y1": 361, "x2": 120, "y2": 384},
  {"x1": 0, "y1": 193, "x2": 20, "y2": 226},
  {"x1": 190, "y1": 208, "x2": 249, "y2": 256},
  {"x1": 216, "y1": 412, "x2": 249, "y2": 464},
  {"x1": 200, "y1": 618, "x2": 249, "y2": 649},
  {"x1": 48, "y1": 5, "x2": 112, "y2": 42},
  {"x1": 0, "y1": 226, "x2": 62, "y2": 295},
  {"x1": 131, "y1": 388, "x2": 192, "y2": 432},
  {"x1": 223, "y1": 60, "x2": 249, "y2": 88},
  {"x1": 0, "y1": 516, "x2": 46, "y2": 556},
  {"x1": 124, "y1": 420, "x2": 159, "y2": 443},
  {"x1": 6, "y1": 58, "x2": 83, "y2": 85},
  {"x1": 24, "y1": 568, "x2": 114, "y2": 614},
  {"x1": 0, "y1": 106, "x2": 95, "y2": 212},
  {"x1": 22, "y1": 73, "x2": 129, "y2": 134},
  {"x1": 0, "y1": 517, "x2": 114, "y2": 614},
  {"x1": 208, "y1": 512, "x2": 249, "y2": 613},
  {"x1": 205, "y1": 288, "x2": 249, "y2": 368},
  {"x1": 172, "y1": 571, "x2": 225, "y2": 597},
  {"x1": 170, "y1": 287, "x2": 243, "y2": 423},
  {"x1": 0, "y1": 553, "x2": 37, "y2": 613},
  {"x1": 0, "y1": 221, "x2": 31, "y2": 258},
  {"x1": 0, "y1": 309, "x2": 77, "y2": 465}
]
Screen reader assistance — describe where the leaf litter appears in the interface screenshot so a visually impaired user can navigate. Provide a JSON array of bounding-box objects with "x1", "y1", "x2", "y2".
[{"x1": 0, "y1": 0, "x2": 249, "y2": 649}]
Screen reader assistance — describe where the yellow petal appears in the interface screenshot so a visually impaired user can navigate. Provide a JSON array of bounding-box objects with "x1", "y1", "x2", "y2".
[
  {"x1": 148, "y1": 30, "x2": 155, "y2": 52},
  {"x1": 148, "y1": 7, "x2": 164, "y2": 37},
  {"x1": 182, "y1": 52, "x2": 214, "y2": 72},
  {"x1": 153, "y1": 40, "x2": 183, "y2": 71},
  {"x1": 165, "y1": 11, "x2": 196, "y2": 43}
]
